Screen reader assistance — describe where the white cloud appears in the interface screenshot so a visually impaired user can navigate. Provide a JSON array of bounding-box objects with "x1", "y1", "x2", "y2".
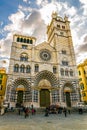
[
  {"x1": 79, "y1": 0, "x2": 87, "y2": 16},
  {"x1": 64, "y1": 6, "x2": 77, "y2": 17},
  {"x1": 40, "y1": 2, "x2": 62, "y2": 24},
  {"x1": 0, "y1": 0, "x2": 87, "y2": 69},
  {"x1": 79, "y1": 0, "x2": 87, "y2": 4},
  {"x1": 36, "y1": 0, "x2": 49, "y2": 6},
  {"x1": 4, "y1": 10, "x2": 25, "y2": 32},
  {"x1": 0, "y1": 21, "x2": 3, "y2": 26},
  {"x1": 23, "y1": 0, "x2": 27, "y2": 2},
  {"x1": 36, "y1": 0, "x2": 43, "y2": 5}
]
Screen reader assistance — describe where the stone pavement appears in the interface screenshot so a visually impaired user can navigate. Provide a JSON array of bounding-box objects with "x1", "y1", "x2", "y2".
[{"x1": 0, "y1": 112, "x2": 87, "y2": 130}]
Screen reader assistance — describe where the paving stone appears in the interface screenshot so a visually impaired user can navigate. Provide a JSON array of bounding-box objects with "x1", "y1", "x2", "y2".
[{"x1": 0, "y1": 112, "x2": 87, "y2": 130}]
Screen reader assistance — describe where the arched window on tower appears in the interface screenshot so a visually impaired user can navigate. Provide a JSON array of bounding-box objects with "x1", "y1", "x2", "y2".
[
  {"x1": 57, "y1": 25, "x2": 60, "y2": 28},
  {"x1": 24, "y1": 38, "x2": 26, "y2": 43},
  {"x1": 70, "y1": 69, "x2": 73, "y2": 76},
  {"x1": 27, "y1": 39, "x2": 29, "y2": 43},
  {"x1": 62, "y1": 50, "x2": 66, "y2": 54},
  {"x1": 14, "y1": 64, "x2": 19, "y2": 72},
  {"x1": 17, "y1": 37, "x2": 20, "y2": 42},
  {"x1": 20, "y1": 64, "x2": 25, "y2": 73},
  {"x1": 53, "y1": 66, "x2": 57, "y2": 74},
  {"x1": 35, "y1": 64, "x2": 39, "y2": 72},
  {"x1": 30, "y1": 39, "x2": 33, "y2": 44},
  {"x1": 20, "y1": 38, "x2": 23, "y2": 42},
  {"x1": 26, "y1": 65, "x2": 31, "y2": 73},
  {"x1": 20, "y1": 53, "x2": 28, "y2": 61},
  {"x1": 65, "y1": 69, "x2": 69, "y2": 76},
  {"x1": 60, "y1": 68, "x2": 64, "y2": 76}
]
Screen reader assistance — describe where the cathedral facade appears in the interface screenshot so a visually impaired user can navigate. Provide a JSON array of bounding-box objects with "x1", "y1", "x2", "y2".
[{"x1": 6, "y1": 12, "x2": 79, "y2": 108}]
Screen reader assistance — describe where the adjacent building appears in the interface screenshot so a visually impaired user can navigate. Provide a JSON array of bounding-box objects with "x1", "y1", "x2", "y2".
[
  {"x1": 0, "y1": 68, "x2": 7, "y2": 107},
  {"x1": 77, "y1": 59, "x2": 87, "y2": 102},
  {"x1": 6, "y1": 12, "x2": 79, "y2": 108}
]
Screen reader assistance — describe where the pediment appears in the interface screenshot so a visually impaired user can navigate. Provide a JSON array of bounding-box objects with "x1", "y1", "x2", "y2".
[{"x1": 35, "y1": 41, "x2": 55, "y2": 51}]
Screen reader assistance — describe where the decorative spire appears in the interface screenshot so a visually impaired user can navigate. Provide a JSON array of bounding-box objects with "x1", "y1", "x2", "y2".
[
  {"x1": 64, "y1": 14, "x2": 68, "y2": 21},
  {"x1": 51, "y1": 11, "x2": 58, "y2": 19}
]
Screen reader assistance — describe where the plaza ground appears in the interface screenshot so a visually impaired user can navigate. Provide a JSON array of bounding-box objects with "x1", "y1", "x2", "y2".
[{"x1": 0, "y1": 111, "x2": 87, "y2": 130}]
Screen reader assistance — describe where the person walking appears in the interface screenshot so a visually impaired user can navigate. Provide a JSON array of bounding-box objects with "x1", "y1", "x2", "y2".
[
  {"x1": 32, "y1": 108, "x2": 34, "y2": 115},
  {"x1": 45, "y1": 107, "x2": 49, "y2": 117},
  {"x1": 63, "y1": 107, "x2": 67, "y2": 117},
  {"x1": 24, "y1": 107, "x2": 29, "y2": 118},
  {"x1": 18, "y1": 108, "x2": 21, "y2": 115}
]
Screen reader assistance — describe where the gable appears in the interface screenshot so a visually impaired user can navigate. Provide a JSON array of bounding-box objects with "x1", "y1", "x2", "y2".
[{"x1": 35, "y1": 41, "x2": 56, "y2": 52}]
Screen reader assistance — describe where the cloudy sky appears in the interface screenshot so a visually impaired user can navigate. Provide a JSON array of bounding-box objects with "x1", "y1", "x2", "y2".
[{"x1": 0, "y1": 0, "x2": 87, "y2": 72}]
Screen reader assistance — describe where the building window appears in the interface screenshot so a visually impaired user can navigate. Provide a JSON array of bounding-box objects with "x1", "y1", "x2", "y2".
[
  {"x1": 24, "y1": 38, "x2": 26, "y2": 43},
  {"x1": 14, "y1": 64, "x2": 19, "y2": 72},
  {"x1": 62, "y1": 26, "x2": 65, "y2": 29},
  {"x1": 52, "y1": 90, "x2": 59, "y2": 103},
  {"x1": 80, "y1": 83, "x2": 84, "y2": 90},
  {"x1": 57, "y1": 25, "x2": 60, "y2": 28},
  {"x1": 24, "y1": 91, "x2": 32, "y2": 102},
  {"x1": 62, "y1": 61, "x2": 68, "y2": 66},
  {"x1": 20, "y1": 38, "x2": 23, "y2": 42},
  {"x1": 84, "y1": 70, "x2": 86, "y2": 74},
  {"x1": 17, "y1": 37, "x2": 20, "y2": 42},
  {"x1": 33, "y1": 90, "x2": 38, "y2": 102},
  {"x1": 20, "y1": 65, "x2": 25, "y2": 73},
  {"x1": 60, "y1": 68, "x2": 64, "y2": 76},
  {"x1": 26, "y1": 65, "x2": 31, "y2": 73},
  {"x1": 53, "y1": 66, "x2": 57, "y2": 73},
  {"x1": 35, "y1": 64, "x2": 39, "y2": 72},
  {"x1": 0, "y1": 74, "x2": 3, "y2": 79},
  {"x1": 10, "y1": 90, "x2": 16, "y2": 102},
  {"x1": 79, "y1": 71, "x2": 81, "y2": 75},
  {"x1": 30, "y1": 39, "x2": 33, "y2": 44},
  {"x1": 70, "y1": 69, "x2": 73, "y2": 76},
  {"x1": 65, "y1": 69, "x2": 69, "y2": 76},
  {"x1": 62, "y1": 50, "x2": 66, "y2": 54},
  {"x1": 60, "y1": 32, "x2": 64, "y2": 35},
  {"x1": 0, "y1": 84, "x2": 3, "y2": 90},
  {"x1": 20, "y1": 53, "x2": 28, "y2": 61},
  {"x1": 0, "y1": 80, "x2": 2, "y2": 84},
  {"x1": 27, "y1": 39, "x2": 29, "y2": 43},
  {"x1": 82, "y1": 92, "x2": 86, "y2": 97},
  {"x1": 22, "y1": 45, "x2": 27, "y2": 49},
  {"x1": 79, "y1": 78, "x2": 82, "y2": 82},
  {"x1": 70, "y1": 93, "x2": 78, "y2": 101}
]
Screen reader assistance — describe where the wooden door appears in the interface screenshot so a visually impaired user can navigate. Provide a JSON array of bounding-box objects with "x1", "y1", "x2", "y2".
[{"x1": 40, "y1": 89, "x2": 50, "y2": 107}]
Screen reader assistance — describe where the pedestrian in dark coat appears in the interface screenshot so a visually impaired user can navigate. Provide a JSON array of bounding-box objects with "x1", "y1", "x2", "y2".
[
  {"x1": 24, "y1": 107, "x2": 29, "y2": 118},
  {"x1": 63, "y1": 107, "x2": 67, "y2": 117},
  {"x1": 45, "y1": 107, "x2": 49, "y2": 117}
]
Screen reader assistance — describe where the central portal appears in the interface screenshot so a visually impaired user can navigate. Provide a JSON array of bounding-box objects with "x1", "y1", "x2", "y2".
[
  {"x1": 17, "y1": 90, "x2": 23, "y2": 104},
  {"x1": 40, "y1": 89, "x2": 50, "y2": 107}
]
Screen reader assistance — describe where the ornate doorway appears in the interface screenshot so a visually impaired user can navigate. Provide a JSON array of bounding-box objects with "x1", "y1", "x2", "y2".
[
  {"x1": 17, "y1": 90, "x2": 23, "y2": 104},
  {"x1": 40, "y1": 89, "x2": 50, "y2": 107},
  {"x1": 65, "y1": 92, "x2": 71, "y2": 107}
]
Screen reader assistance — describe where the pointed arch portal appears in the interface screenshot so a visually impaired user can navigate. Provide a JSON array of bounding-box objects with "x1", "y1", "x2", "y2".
[
  {"x1": 63, "y1": 82, "x2": 74, "y2": 107},
  {"x1": 34, "y1": 70, "x2": 58, "y2": 107},
  {"x1": 11, "y1": 78, "x2": 31, "y2": 107}
]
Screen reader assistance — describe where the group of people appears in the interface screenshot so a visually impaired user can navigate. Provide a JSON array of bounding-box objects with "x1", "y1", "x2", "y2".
[
  {"x1": 18, "y1": 105, "x2": 36, "y2": 118},
  {"x1": 44, "y1": 106, "x2": 71, "y2": 117}
]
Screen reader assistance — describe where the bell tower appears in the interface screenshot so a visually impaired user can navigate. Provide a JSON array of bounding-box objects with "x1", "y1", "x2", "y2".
[
  {"x1": 47, "y1": 12, "x2": 71, "y2": 47},
  {"x1": 46, "y1": 12, "x2": 79, "y2": 107},
  {"x1": 47, "y1": 12, "x2": 76, "y2": 67}
]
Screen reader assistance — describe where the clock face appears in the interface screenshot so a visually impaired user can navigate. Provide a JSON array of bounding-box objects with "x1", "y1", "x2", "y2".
[{"x1": 40, "y1": 50, "x2": 51, "y2": 61}]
